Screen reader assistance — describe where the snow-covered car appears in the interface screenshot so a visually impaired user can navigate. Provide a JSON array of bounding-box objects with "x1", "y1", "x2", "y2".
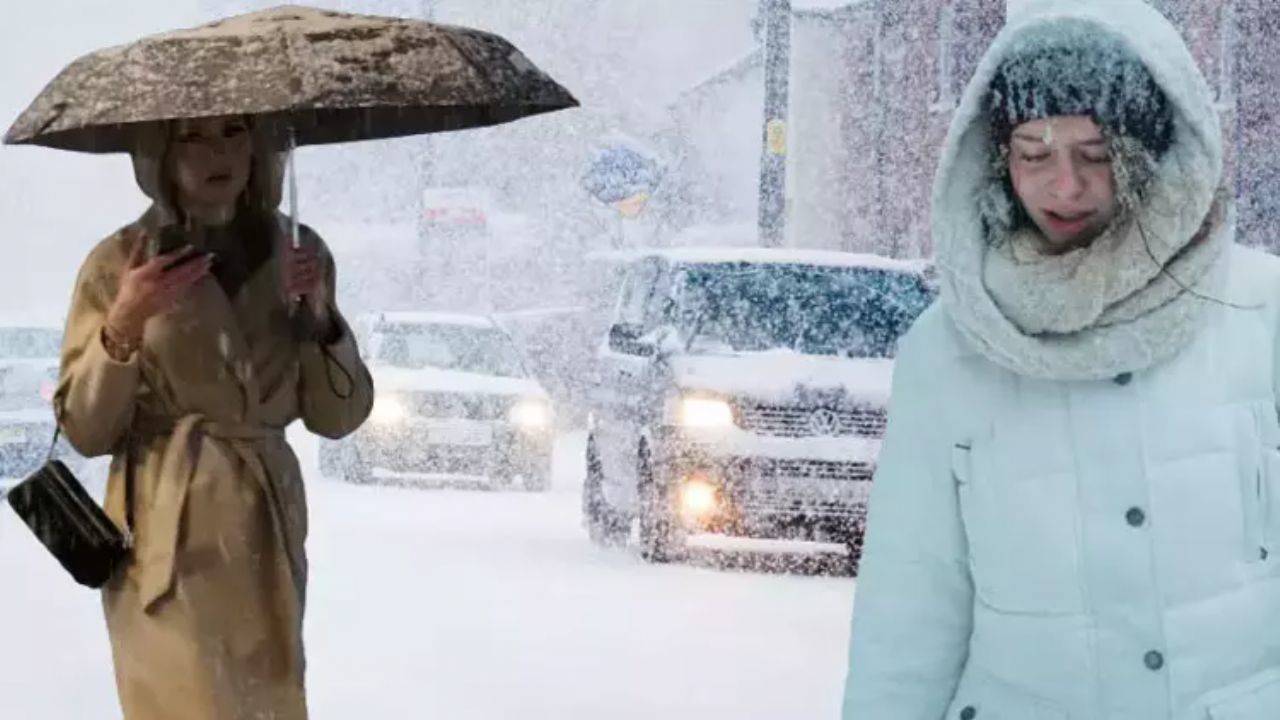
[
  {"x1": 0, "y1": 326, "x2": 79, "y2": 483},
  {"x1": 582, "y1": 247, "x2": 934, "y2": 566},
  {"x1": 320, "y1": 312, "x2": 554, "y2": 490}
]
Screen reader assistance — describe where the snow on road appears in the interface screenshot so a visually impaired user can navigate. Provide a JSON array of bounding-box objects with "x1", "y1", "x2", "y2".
[{"x1": 0, "y1": 430, "x2": 854, "y2": 719}]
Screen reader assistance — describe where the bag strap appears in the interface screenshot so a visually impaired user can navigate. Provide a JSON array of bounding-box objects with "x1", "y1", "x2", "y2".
[
  {"x1": 123, "y1": 429, "x2": 135, "y2": 542},
  {"x1": 45, "y1": 424, "x2": 61, "y2": 464},
  {"x1": 48, "y1": 406, "x2": 134, "y2": 542}
]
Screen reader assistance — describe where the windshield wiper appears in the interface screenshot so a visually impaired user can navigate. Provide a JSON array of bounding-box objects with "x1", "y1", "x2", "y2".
[{"x1": 683, "y1": 306, "x2": 711, "y2": 352}]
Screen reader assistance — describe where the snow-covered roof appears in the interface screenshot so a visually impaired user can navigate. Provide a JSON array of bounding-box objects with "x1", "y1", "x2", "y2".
[
  {"x1": 589, "y1": 246, "x2": 930, "y2": 275},
  {"x1": 370, "y1": 311, "x2": 498, "y2": 329},
  {"x1": 671, "y1": 50, "x2": 763, "y2": 109},
  {"x1": 370, "y1": 365, "x2": 546, "y2": 398},
  {"x1": 791, "y1": 0, "x2": 870, "y2": 13},
  {"x1": 492, "y1": 305, "x2": 586, "y2": 321}
]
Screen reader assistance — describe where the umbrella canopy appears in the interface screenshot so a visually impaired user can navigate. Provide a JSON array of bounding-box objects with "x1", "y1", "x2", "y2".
[{"x1": 4, "y1": 4, "x2": 578, "y2": 153}]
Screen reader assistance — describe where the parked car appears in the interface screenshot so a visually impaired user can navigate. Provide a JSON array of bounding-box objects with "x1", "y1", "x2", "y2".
[
  {"x1": 0, "y1": 325, "x2": 79, "y2": 483},
  {"x1": 582, "y1": 247, "x2": 934, "y2": 566},
  {"x1": 320, "y1": 312, "x2": 554, "y2": 490}
]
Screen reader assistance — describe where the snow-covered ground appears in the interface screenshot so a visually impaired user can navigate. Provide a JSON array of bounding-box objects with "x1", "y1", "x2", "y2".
[{"x1": 0, "y1": 429, "x2": 854, "y2": 719}]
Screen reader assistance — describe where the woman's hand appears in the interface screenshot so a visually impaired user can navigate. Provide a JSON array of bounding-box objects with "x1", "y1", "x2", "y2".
[
  {"x1": 283, "y1": 243, "x2": 332, "y2": 334},
  {"x1": 106, "y1": 231, "x2": 213, "y2": 342}
]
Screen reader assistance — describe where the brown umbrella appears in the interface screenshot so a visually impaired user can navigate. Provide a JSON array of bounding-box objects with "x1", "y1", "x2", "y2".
[
  {"x1": 6, "y1": 3, "x2": 579, "y2": 325},
  {"x1": 4, "y1": 4, "x2": 579, "y2": 153}
]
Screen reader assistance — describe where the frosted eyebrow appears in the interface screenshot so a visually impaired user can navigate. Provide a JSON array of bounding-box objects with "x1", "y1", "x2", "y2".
[{"x1": 1011, "y1": 133, "x2": 1106, "y2": 147}]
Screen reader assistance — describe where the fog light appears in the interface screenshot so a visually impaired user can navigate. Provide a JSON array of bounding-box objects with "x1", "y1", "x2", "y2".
[{"x1": 680, "y1": 477, "x2": 719, "y2": 519}]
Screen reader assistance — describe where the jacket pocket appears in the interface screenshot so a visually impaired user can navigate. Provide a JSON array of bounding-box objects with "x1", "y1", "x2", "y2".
[
  {"x1": 1204, "y1": 667, "x2": 1280, "y2": 719},
  {"x1": 952, "y1": 433, "x2": 1084, "y2": 615},
  {"x1": 1244, "y1": 402, "x2": 1280, "y2": 563},
  {"x1": 945, "y1": 668, "x2": 1070, "y2": 720}
]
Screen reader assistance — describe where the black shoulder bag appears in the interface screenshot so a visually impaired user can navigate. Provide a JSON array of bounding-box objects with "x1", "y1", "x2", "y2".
[{"x1": 3, "y1": 425, "x2": 132, "y2": 588}]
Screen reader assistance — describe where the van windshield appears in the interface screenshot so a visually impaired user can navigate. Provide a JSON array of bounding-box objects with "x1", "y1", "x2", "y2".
[{"x1": 672, "y1": 263, "x2": 933, "y2": 358}]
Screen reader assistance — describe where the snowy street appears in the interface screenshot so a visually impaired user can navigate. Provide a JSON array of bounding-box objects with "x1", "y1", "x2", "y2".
[{"x1": 0, "y1": 430, "x2": 855, "y2": 719}]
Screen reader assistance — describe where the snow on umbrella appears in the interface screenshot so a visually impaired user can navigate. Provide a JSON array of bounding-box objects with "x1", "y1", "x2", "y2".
[
  {"x1": 4, "y1": 3, "x2": 578, "y2": 262},
  {"x1": 3, "y1": 4, "x2": 579, "y2": 153}
]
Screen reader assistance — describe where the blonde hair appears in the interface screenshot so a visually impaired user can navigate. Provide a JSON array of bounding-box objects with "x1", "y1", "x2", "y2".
[{"x1": 131, "y1": 117, "x2": 287, "y2": 224}]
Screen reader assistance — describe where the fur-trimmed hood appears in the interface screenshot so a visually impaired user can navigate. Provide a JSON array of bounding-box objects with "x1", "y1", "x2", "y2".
[{"x1": 933, "y1": 0, "x2": 1230, "y2": 381}]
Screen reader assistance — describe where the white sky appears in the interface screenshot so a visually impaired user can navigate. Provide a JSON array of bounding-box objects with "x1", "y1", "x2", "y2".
[{"x1": 0, "y1": 1, "x2": 199, "y2": 323}]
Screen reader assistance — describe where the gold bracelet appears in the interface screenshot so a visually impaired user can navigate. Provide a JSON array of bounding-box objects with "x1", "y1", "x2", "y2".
[{"x1": 101, "y1": 324, "x2": 140, "y2": 361}]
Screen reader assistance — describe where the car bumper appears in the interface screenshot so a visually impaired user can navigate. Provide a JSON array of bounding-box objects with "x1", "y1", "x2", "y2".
[
  {"x1": 353, "y1": 421, "x2": 553, "y2": 479},
  {"x1": 651, "y1": 430, "x2": 876, "y2": 542}
]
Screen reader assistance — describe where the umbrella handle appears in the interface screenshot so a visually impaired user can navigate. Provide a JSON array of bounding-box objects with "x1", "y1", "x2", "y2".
[
  {"x1": 288, "y1": 126, "x2": 300, "y2": 251},
  {"x1": 286, "y1": 125, "x2": 306, "y2": 320}
]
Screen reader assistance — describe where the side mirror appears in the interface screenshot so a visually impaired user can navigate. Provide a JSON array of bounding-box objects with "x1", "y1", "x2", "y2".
[{"x1": 608, "y1": 323, "x2": 654, "y2": 357}]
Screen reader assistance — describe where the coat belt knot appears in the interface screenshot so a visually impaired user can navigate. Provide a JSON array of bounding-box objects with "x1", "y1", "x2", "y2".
[{"x1": 130, "y1": 413, "x2": 287, "y2": 611}]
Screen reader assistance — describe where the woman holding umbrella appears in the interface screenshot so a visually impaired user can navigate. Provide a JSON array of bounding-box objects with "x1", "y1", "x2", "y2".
[
  {"x1": 5, "y1": 7, "x2": 577, "y2": 718},
  {"x1": 54, "y1": 111, "x2": 372, "y2": 718}
]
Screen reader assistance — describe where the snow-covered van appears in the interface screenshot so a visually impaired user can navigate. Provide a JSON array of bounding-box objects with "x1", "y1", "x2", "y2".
[
  {"x1": 581, "y1": 247, "x2": 934, "y2": 565},
  {"x1": 319, "y1": 312, "x2": 554, "y2": 490}
]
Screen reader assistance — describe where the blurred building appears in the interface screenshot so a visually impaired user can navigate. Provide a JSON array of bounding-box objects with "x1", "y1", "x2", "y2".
[
  {"x1": 1147, "y1": 0, "x2": 1279, "y2": 250},
  {"x1": 668, "y1": 0, "x2": 1278, "y2": 258},
  {"x1": 666, "y1": 0, "x2": 1003, "y2": 258}
]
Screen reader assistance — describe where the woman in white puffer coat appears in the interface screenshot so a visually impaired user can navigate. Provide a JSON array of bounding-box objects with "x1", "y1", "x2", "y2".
[{"x1": 841, "y1": 1, "x2": 1280, "y2": 718}]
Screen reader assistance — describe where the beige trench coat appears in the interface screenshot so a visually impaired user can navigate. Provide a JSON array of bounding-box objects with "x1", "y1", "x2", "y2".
[{"x1": 56, "y1": 209, "x2": 373, "y2": 719}]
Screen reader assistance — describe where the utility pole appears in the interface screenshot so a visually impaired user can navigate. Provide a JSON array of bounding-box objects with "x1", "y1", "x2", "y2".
[
  {"x1": 757, "y1": 0, "x2": 791, "y2": 247},
  {"x1": 413, "y1": 0, "x2": 440, "y2": 308}
]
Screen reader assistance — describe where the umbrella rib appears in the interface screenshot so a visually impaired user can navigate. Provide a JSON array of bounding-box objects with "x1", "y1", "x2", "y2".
[
  {"x1": 438, "y1": 32, "x2": 501, "y2": 109},
  {"x1": 31, "y1": 103, "x2": 68, "y2": 139},
  {"x1": 276, "y1": 23, "x2": 303, "y2": 118}
]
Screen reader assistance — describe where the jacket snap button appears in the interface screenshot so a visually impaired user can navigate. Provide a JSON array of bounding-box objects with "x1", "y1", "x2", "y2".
[
  {"x1": 960, "y1": 706, "x2": 977, "y2": 720},
  {"x1": 1144, "y1": 650, "x2": 1164, "y2": 670},
  {"x1": 1114, "y1": 372, "x2": 1133, "y2": 386},
  {"x1": 1126, "y1": 507, "x2": 1146, "y2": 527},
  {"x1": 1262, "y1": 547, "x2": 1270, "y2": 561}
]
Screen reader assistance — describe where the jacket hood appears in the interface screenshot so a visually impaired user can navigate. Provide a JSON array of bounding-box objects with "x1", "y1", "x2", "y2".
[
  {"x1": 129, "y1": 121, "x2": 288, "y2": 227},
  {"x1": 932, "y1": 0, "x2": 1228, "y2": 381}
]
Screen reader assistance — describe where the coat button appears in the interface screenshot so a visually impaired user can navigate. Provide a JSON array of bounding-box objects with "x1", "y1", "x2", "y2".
[
  {"x1": 960, "y1": 706, "x2": 977, "y2": 720},
  {"x1": 1126, "y1": 507, "x2": 1146, "y2": 527},
  {"x1": 1114, "y1": 372, "x2": 1133, "y2": 386},
  {"x1": 1144, "y1": 650, "x2": 1164, "y2": 670}
]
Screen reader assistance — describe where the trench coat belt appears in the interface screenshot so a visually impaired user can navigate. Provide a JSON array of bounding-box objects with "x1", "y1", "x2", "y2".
[{"x1": 130, "y1": 413, "x2": 287, "y2": 611}]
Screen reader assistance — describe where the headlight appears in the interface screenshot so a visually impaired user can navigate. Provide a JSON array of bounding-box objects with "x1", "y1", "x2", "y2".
[
  {"x1": 370, "y1": 395, "x2": 408, "y2": 425},
  {"x1": 680, "y1": 476, "x2": 720, "y2": 518},
  {"x1": 510, "y1": 398, "x2": 552, "y2": 429},
  {"x1": 677, "y1": 396, "x2": 735, "y2": 429}
]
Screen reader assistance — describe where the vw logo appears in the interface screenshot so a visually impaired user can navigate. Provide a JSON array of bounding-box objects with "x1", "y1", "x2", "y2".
[{"x1": 807, "y1": 408, "x2": 842, "y2": 436}]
